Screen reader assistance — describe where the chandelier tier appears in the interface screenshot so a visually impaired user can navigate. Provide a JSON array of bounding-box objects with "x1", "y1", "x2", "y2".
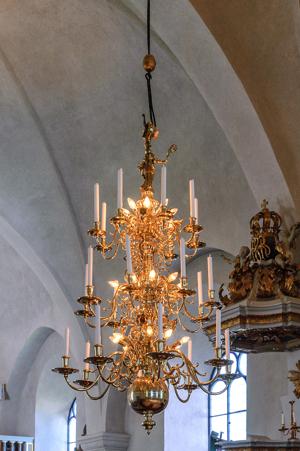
[{"x1": 53, "y1": 0, "x2": 233, "y2": 433}]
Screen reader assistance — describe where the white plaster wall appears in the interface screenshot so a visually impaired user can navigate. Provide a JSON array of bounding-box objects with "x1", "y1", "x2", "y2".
[
  {"x1": 125, "y1": 405, "x2": 164, "y2": 451},
  {"x1": 247, "y1": 352, "x2": 288, "y2": 440}
]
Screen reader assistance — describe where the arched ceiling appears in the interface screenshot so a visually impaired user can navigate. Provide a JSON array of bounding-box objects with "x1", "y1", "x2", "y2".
[{"x1": 190, "y1": 0, "x2": 300, "y2": 213}]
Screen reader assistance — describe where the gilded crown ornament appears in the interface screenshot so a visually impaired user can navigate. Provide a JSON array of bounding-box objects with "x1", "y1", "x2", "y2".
[
  {"x1": 220, "y1": 200, "x2": 300, "y2": 303},
  {"x1": 204, "y1": 201, "x2": 300, "y2": 353},
  {"x1": 52, "y1": 0, "x2": 233, "y2": 433}
]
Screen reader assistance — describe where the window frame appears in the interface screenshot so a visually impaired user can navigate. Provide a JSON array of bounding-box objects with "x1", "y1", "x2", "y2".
[
  {"x1": 67, "y1": 398, "x2": 77, "y2": 451},
  {"x1": 208, "y1": 352, "x2": 247, "y2": 443}
]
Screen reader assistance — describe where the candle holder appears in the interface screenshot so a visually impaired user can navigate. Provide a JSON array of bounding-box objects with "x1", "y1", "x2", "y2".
[
  {"x1": 84, "y1": 344, "x2": 113, "y2": 367},
  {"x1": 74, "y1": 369, "x2": 94, "y2": 388},
  {"x1": 203, "y1": 289, "x2": 217, "y2": 309},
  {"x1": 110, "y1": 208, "x2": 128, "y2": 226},
  {"x1": 95, "y1": 232, "x2": 113, "y2": 253},
  {"x1": 219, "y1": 363, "x2": 237, "y2": 383},
  {"x1": 122, "y1": 273, "x2": 138, "y2": 294},
  {"x1": 52, "y1": 356, "x2": 79, "y2": 376},
  {"x1": 279, "y1": 400, "x2": 300, "y2": 440},
  {"x1": 77, "y1": 285, "x2": 101, "y2": 306},
  {"x1": 184, "y1": 217, "x2": 206, "y2": 250},
  {"x1": 205, "y1": 347, "x2": 232, "y2": 369},
  {"x1": 182, "y1": 374, "x2": 198, "y2": 392},
  {"x1": 88, "y1": 221, "x2": 102, "y2": 238},
  {"x1": 147, "y1": 339, "x2": 177, "y2": 362},
  {"x1": 178, "y1": 277, "x2": 196, "y2": 297},
  {"x1": 74, "y1": 304, "x2": 95, "y2": 319},
  {"x1": 159, "y1": 205, "x2": 173, "y2": 220}
]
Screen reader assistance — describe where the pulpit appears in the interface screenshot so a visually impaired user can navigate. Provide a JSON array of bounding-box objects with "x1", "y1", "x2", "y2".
[{"x1": 217, "y1": 441, "x2": 300, "y2": 451}]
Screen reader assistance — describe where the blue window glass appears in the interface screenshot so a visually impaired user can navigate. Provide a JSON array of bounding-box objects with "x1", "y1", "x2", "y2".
[
  {"x1": 67, "y1": 399, "x2": 77, "y2": 451},
  {"x1": 208, "y1": 352, "x2": 247, "y2": 446}
]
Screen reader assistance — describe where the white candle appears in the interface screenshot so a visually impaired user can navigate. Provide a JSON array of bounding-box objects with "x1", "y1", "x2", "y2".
[
  {"x1": 101, "y1": 202, "x2": 107, "y2": 232},
  {"x1": 188, "y1": 338, "x2": 192, "y2": 361},
  {"x1": 281, "y1": 412, "x2": 285, "y2": 426},
  {"x1": 180, "y1": 238, "x2": 186, "y2": 278},
  {"x1": 94, "y1": 183, "x2": 100, "y2": 223},
  {"x1": 292, "y1": 410, "x2": 296, "y2": 424},
  {"x1": 215, "y1": 309, "x2": 221, "y2": 349},
  {"x1": 85, "y1": 341, "x2": 91, "y2": 371},
  {"x1": 117, "y1": 168, "x2": 123, "y2": 209},
  {"x1": 65, "y1": 327, "x2": 70, "y2": 357},
  {"x1": 189, "y1": 179, "x2": 195, "y2": 218},
  {"x1": 225, "y1": 328, "x2": 230, "y2": 360},
  {"x1": 126, "y1": 235, "x2": 133, "y2": 274},
  {"x1": 84, "y1": 263, "x2": 88, "y2": 296},
  {"x1": 88, "y1": 246, "x2": 93, "y2": 286},
  {"x1": 95, "y1": 304, "x2": 101, "y2": 345},
  {"x1": 197, "y1": 271, "x2": 203, "y2": 307},
  {"x1": 194, "y1": 197, "x2": 199, "y2": 223},
  {"x1": 207, "y1": 254, "x2": 214, "y2": 292},
  {"x1": 158, "y1": 303, "x2": 163, "y2": 340},
  {"x1": 161, "y1": 165, "x2": 167, "y2": 206}
]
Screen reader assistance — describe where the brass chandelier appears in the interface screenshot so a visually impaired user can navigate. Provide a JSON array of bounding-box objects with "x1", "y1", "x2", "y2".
[{"x1": 53, "y1": 0, "x2": 233, "y2": 433}]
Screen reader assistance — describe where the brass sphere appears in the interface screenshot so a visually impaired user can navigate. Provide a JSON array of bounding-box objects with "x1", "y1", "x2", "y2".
[
  {"x1": 143, "y1": 54, "x2": 156, "y2": 72},
  {"x1": 128, "y1": 375, "x2": 169, "y2": 415}
]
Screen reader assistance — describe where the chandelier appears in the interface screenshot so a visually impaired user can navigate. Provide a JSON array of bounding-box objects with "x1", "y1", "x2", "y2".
[{"x1": 53, "y1": 0, "x2": 233, "y2": 433}]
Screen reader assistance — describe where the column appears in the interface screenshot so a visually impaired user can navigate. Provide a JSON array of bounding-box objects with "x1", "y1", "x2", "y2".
[{"x1": 79, "y1": 432, "x2": 130, "y2": 451}]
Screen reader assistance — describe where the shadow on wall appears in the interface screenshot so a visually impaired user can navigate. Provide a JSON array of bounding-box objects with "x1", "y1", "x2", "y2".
[{"x1": 0, "y1": 327, "x2": 78, "y2": 451}]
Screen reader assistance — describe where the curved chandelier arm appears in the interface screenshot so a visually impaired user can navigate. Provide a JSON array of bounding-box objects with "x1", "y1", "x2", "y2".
[
  {"x1": 166, "y1": 350, "x2": 229, "y2": 390},
  {"x1": 86, "y1": 382, "x2": 110, "y2": 401},
  {"x1": 63, "y1": 373, "x2": 101, "y2": 393},
  {"x1": 197, "y1": 379, "x2": 230, "y2": 396},
  {"x1": 98, "y1": 351, "x2": 134, "y2": 387},
  {"x1": 173, "y1": 385, "x2": 193, "y2": 404},
  {"x1": 180, "y1": 297, "x2": 215, "y2": 325},
  {"x1": 98, "y1": 232, "x2": 121, "y2": 261},
  {"x1": 177, "y1": 312, "x2": 203, "y2": 334}
]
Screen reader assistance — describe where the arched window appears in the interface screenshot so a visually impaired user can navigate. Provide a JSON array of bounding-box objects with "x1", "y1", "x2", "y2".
[
  {"x1": 208, "y1": 352, "x2": 247, "y2": 445},
  {"x1": 67, "y1": 399, "x2": 77, "y2": 451}
]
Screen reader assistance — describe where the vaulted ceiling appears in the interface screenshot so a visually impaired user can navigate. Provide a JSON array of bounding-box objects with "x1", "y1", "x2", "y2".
[{"x1": 191, "y1": 0, "x2": 300, "y2": 212}]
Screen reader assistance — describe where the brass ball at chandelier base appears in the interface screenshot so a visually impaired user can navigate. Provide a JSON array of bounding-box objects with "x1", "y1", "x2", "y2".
[
  {"x1": 143, "y1": 54, "x2": 156, "y2": 72},
  {"x1": 128, "y1": 375, "x2": 169, "y2": 416}
]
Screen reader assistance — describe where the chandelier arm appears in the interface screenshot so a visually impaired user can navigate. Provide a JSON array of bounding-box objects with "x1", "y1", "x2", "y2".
[
  {"x1": 63, "y1": 373, "x2": 101, "y2": 392},
  {"x1": 181, "y1": 297, "x2": 215, "y2": 324},
  {"x1": 86, "y1": 383, "x2": 110, "y2": 401},
  {"x1": 189, "y1": 366, "x2": 224, "y2": 387},
  {"x1": 173, "y1": 385, "x2": 193, "y2": 404},
  {"x1": 84, "y1": 317, "x2": 96, "y2": 329},
  {"x1": 197, "y1": 380, "x2": 230, "y2": 396},
  {"x1": 100, "y1": 241, "x2": 121, "y2": 261},
  {"x1": 98, "y1": 352, "x2": 132, "y2": 385},
  {"x1": 169, "y1": 350, "x2": 210, "y2": 381},
  {"x1": 177, "y1": 312, "x2": 203, "y2": 334}
]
